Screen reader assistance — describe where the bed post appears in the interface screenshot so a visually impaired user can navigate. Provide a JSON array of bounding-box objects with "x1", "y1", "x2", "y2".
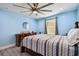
[
  {"x1": 21, "y1": 46, "x2": 26, "y2": 53},
  {"x1": 20, "y1": 39, "x2": 26, "y2": 53}
]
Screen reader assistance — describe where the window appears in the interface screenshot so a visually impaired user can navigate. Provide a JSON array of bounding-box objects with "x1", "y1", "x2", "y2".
[{"x1": 46, "y1": 19, "x2": 56, "y2": 35}]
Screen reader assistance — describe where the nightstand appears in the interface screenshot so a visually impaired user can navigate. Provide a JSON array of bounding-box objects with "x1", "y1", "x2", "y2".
[
  {"x1": 15, "y1": 33, "x2": 30, "y2": 47},
  {"x1": 15, "y1": 32, "x2": 37, "y2": 47}
]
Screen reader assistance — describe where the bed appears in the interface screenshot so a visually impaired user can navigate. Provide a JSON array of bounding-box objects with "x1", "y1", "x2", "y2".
[{"x1": 21, "y1": 22, "x2": 79, "y2": 56}]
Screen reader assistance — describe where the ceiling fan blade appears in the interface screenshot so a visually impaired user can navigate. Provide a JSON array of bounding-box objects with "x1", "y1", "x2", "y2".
[
  {"x1": 37, "y1": 11, "x2": 44, "y2": 14},
  {"x1": 38, "y1": 3, "x2": 54, "y2": 9},
  {"x1": 33, "y1": 3, "x2": 39, "y2": 7},
  {"x1": 36, "y1": 3, "x2": 39, "y2": 7},
  {"x1": 27, "y1": 3, "x2": 33, "y2": 9},
  {"x1": 13, "y1": 4, "x2": 30, "y2": 9},
  {"x1": 40, "y1": 10, "x2": 52, "y2": 12},
  {"x1": 33, "y1": 3, "x2": 36, "y2": 7}
]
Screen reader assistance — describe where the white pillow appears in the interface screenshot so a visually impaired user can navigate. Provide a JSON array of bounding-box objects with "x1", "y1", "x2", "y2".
[
  {"x1": 67, "y1": 29, "x2": 75, "y2": 36},
  {"x1": 68, "y1": 28, "x2": 79, "y2": 46}
]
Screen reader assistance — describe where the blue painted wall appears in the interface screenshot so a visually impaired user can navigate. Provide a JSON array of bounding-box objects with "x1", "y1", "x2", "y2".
[
  {"x1": 37, "y1": 11, "x2": 77, "y2": 35},
  {"x1": 36, "y1": 19, "x2": 45, "y2": 33},
  {"x1": 77, "y1": 7, "x2": 79, "y2": 20},
  {"x1": 0, "y1": 9, "x2": 37, "y2": 47},
  {"x1": 57, "y1": 11, "x2": 77, "y2": 35}
]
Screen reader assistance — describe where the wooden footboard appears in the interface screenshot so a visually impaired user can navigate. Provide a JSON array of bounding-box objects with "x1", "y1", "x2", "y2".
[{"x1": 21, "y1": 46, "x2": 43, "y2": 56}]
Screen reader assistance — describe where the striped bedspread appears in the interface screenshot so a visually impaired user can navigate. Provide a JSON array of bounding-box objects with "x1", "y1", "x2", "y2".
[{"x1": 22, "y1": 34, "x2": 79, "y2": 56}]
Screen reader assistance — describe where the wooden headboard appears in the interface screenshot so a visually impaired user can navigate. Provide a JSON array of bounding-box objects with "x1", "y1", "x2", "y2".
[{"x1": 75, "y1": 21, "x2": 79, "y2": 28}]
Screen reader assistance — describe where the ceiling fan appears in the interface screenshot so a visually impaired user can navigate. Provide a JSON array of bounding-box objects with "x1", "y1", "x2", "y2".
[{"x1": 13, "y1": 3, "x2": 54, "y2": 16}]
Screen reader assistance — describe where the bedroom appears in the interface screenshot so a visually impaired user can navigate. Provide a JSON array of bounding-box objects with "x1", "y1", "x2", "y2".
[{"x1": 0, "y1": 3, "x2": 79, "y2": 56}]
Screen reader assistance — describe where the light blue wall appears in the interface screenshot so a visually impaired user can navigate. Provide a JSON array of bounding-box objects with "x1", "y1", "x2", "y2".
[
  {"x1": 57, "y1": 11, "x2": 77, "y2": 35},
  {"x1": 37, "y1": 11, "x2": 77, "y2": 35},
  {"x1": 77, "y1": 7, "x2": 79, "y2": 20},
  {"x1": 36, "y1": 19, "x2": 45, "y2": 33},
  {"x1": 0, "y1": 9, "x2": 37, "y2": 47}
]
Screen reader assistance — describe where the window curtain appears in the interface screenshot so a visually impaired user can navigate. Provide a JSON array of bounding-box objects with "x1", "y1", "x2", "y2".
[
  {"x1": 44, "y1": 19, "x2": 47, "y2": 34},
  {"x1": 55, "y1": 17, "x2": 58, "y2": 35}
]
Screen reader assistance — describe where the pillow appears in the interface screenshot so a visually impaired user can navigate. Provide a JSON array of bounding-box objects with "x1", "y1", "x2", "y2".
[
  {"x1": 68, "y1": 28, "x2": 79, "y2": 46},
  {"x1": 67, "y1": 29, "x2": 75, "y2": 36},
  {"x1": 68, "y1": 28, "x2": 79, "y2": 39}
]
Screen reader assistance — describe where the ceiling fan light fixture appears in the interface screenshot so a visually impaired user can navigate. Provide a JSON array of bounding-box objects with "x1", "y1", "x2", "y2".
[{"x1": 33, "y1": 11, "x2": 37, "y2": 14}]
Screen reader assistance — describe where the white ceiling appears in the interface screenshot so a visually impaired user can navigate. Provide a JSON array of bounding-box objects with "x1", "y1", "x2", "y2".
[{"x1": 0, "y1": 3, "x2": 78, "y2": 19}]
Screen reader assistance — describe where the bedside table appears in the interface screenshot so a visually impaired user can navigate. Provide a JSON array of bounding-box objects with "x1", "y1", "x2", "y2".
[
  {"x1": 15, "y1": 33, "x2": 30, "y2": 47},
  {"x1": 15, "y1": 32, "x2": 37, "y2": 47}
]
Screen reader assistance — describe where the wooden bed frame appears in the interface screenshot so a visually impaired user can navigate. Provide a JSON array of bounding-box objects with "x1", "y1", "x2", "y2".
[{"x1": 21, "y1": 46, "x2": 42, "y2": 56}]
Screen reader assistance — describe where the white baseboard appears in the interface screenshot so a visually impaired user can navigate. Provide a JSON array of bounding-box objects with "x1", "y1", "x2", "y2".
[{"x1": 0, "y1": 44, "x2": 16, "y2": 50}]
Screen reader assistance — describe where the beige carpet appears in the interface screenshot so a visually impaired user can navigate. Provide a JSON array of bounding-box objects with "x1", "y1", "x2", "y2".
[{"x1": 0, "y1": 46, "x2": 31, "y2": 56}]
